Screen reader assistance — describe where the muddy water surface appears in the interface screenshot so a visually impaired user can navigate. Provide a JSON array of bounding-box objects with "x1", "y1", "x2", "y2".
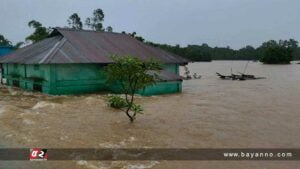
[{"x1": 0, "y1": 61, "x2": 300, "y2": 169}]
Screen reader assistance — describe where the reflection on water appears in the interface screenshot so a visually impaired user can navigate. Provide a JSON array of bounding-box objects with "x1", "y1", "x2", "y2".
[{"x1": 0, "y1": 61, "x2": 300, "y2": 169}]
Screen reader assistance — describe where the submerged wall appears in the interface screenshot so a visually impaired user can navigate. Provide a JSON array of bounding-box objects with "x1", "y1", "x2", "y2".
[
  {"x1": 140, "y1": 81, "x2": 182, "y2": 96},
  {"x1": 2, "y1": 63, "x2": 182, "y2": 96},
  {"x1": 109, "y1": 64, "x2": 182, "y2": 96},
  {"x1": 52, "y1": 64, "x2": 107, "y2": 95},
  {"x1": 142, "y1": 64, "x2": 181, "y2": 95},
  {"x1": 2, "y1": 63, "x2": 52, "y2": 93}
]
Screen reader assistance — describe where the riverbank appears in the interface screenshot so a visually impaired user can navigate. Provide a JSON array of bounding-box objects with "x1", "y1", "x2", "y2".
[{"x1": 0, "y1": 61, "x2": 300, "y2": 168}]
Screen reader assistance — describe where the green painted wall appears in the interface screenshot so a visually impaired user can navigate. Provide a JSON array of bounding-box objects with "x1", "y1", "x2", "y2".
[
  {"x1": 162, "y1": 64, "x2": 179, "y2": 74},
  {"x1": 2, "y1": 63, "x2": 182, "y2": 96},
  {"x1": 52, "y1": 64, "x2": 107, "y2": 95},
  {"x1": 140, "y1": 81, "x2": 182, "y2": 96},
  {"x1": 2, "y1": 63, "x2": 51, "y2": 93}
]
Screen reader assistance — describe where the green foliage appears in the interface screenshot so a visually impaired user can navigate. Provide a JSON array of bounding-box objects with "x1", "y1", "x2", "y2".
[
  {"x1": 185, "y1": 44, "x2": 212, "y2": 61},
  {"x1": 259, "y1": 39, "x2": 298, "y2": 64},
  {"x1": 106, "y1": 95, "x2": 144, "y2": 114},
  {"x1": 68, "y1": 13, "x2": 83, "y2": 30},
  {"x1": 105, "y1": 56, "x2": 161, "y2": 122},
  {"x1": 147, "y1": 39, "x2": 300, "y2": 62},
  {"x1": 106, "y1": 56, "x2": 161, "y2": 93},
  {"x1": 130, "y1": 32, "x2": 145, "y2": 42},
  {"x1": 86, "y1": 9, "x2": 105, "y2": 31},
  {"x1": 130, "y1": 103, "x2": 144, "y2": 114},
  {"x1": 106, "y1": 26, "x2": 113, "y2": 32},
  {"x1": 147, "y1": 42, "x2": 256, "y2": 61},
  {"x1": 236, "y1": 45, "x2": 258, "y2": 60},
  {"x1": 0, "y1": 34, "x2": 23, "y2": 49},
  {"x1": 132, "y1": 32, "x2": 299, "y2": 62},
  {"x1": 106, "y1": 95, "x2": 127, "y2": 109},
  {"x1": 294, "y1": 48, "x2": 300, "y2": 60},
  {"x1": 26, "y1": 20, "x2": 50, "y2": 43},
  {"x1": 0, "y1": 34, "x2": 12, "y2": 46},
  {"x1": 13, "y1": 42, "x2": 24, "y2": 49}
]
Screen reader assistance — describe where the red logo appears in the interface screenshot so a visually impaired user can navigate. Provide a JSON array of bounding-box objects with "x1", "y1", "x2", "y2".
[{"x1": 30, "y1": 148, "x2": 48, "y2": 161}]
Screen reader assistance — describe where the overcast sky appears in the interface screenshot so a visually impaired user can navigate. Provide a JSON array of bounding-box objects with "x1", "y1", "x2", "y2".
[{"x1": 0, "y1": 0, "x2": 299, "y2": 49}]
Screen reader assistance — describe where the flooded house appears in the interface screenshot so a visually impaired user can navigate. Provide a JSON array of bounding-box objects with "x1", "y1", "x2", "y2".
[{"x1": 0, "y1": 28, "x2": 187, "y2": 95}]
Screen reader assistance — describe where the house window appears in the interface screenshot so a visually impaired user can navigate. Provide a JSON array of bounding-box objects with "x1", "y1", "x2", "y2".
[
  {"x1": 12, "y1": 80, "x2": 20, "y2": 87},
  {"x1": 33, "y1": 84, "x2": 42, "y2": 92},
  {"x1": 34, "y1": 65, "x2": 40, "y2": 70}
]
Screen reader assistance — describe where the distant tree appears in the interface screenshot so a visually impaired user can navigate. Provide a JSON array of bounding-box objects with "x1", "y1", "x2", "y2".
[
  {"x1": 67, "y1": 13, "x2": 83, "y2": 30},
  {"x1": 0, "y1": 34, "x2": 24, "y2": 49},
  {"x1": 260, "y1": 39, "x2": 298, "y2": 64},
  {"x1": 129, "y1": 32, "x2": 145, "y2": 42},
  {"x1": 13, "y1": 42, "x2": 25, "y2": 49},
  {"x1": 105, "y1": 56, "x2": 161, "y2": 122},
  {"x1": 183, "y1": 45, "x2": 211, "y2": 61},
  {"x1": 0, "y1": 34, "x2": 12, "y2": 46},
  {"x1": 85, "y1": 8, "x2": 105, "y2": 31},
  {"x1": 106, "y1": 26, "x2": 113, "y2": 32},
  {"x1": 237, "y1": 45, "x2": 259, "y2": 60},
  {"x1": 26, "y1": 20, "x2": 50, "y2": 43},
  {"x1": 294, "y1": 47, "x2": 300, "y2": 60},
  {"x1": 96, "y1": 28, "x2": 299, "y2": 62}
]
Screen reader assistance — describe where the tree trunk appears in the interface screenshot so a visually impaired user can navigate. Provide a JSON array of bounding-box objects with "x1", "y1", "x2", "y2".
[
  {"x1": 125, "y1": 107, "x2": 135, "y2": 123},
  {"x1": 125, "y1": 94, "x2": 135, "y2": 123}
]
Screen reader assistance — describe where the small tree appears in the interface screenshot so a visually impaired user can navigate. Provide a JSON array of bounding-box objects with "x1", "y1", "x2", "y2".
[
  {"x1": 26, "y1": 20, "x2": 50, "y2": 43},
  {"x1": 106, "y1": 26, "x2": 113, "y2": 32},
  {"x1": 85, "y1": 9, "x2": 105, "y2": 31},
  {"x1": 67, "y1": 13, "x2": 83, "y2": 30},
  {"x1": 106, "y1": 56, "x2": 161, "y2": 122},
  {"x1": 0, "y1": 34, "x2": 12, "y2": 46},
  {"x1": 0, "y1": 34, "x2": 24, "y2": 49}
]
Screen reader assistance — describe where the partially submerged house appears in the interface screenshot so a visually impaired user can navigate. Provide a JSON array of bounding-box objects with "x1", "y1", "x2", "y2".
[{"x1": 0, "y1": 28, "x2": 188, "y2": 95}]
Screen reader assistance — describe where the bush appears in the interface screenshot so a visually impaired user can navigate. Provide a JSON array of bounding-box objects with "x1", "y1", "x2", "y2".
[
  {"x1": 131, "y1": 103, "x2": 144, "y2": 114},
  {"x1": 106, "y1": 95, "x2": 127, "y2": 109},
  {"x1": 106, "y1": 95, "x2": 144, "y2": 114}
]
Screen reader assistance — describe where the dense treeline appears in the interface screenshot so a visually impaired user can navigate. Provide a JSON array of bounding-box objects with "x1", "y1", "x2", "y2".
[
  {"x1": 146, "y1": 41, "x2": 300, "y2": 62},
  {"x1": 259, "y1": 39, "x2": 298, "y2": 64}
]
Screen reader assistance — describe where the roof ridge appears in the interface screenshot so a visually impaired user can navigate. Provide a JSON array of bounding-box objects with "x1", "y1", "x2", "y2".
[
  {"x1": 1, "y1": 28, "x2": 188, "y2": 64},
  {"x1": 54, "y1": 27, "x2": 129, "y2": 36},
  {"x1": 38, "y1": 36, "x2": 66, "y2": 64}
]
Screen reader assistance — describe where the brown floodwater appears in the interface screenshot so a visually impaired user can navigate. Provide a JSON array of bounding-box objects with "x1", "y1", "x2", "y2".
[{"x1": 0, "y1": 61, "x2": 300, "y2": 169}]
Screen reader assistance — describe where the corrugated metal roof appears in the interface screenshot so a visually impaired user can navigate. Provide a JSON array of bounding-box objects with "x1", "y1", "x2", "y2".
[
  {"x1": 0, "y1": 28, "x2": 188, "y2": 64},
  {"x1": 147, "y1": 70, "x2": 183, "y2": 82}
]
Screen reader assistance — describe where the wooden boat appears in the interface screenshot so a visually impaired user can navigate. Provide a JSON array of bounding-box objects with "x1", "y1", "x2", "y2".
[
  {"x1": 231, "y1": 74, "x2": 244, "y2": 80},
  {"x1": 216, "y1": 72, "x2": 265, "y2": 80},
  {"x1": 217, "y1": 61, "x2": 266, "y2": 81},
  {"x1": 238, "y1": 72, "x2": 255, "y2": 79},
  {"x1": 216, "y1": 73, "x2": 232, "y2": 79}
]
